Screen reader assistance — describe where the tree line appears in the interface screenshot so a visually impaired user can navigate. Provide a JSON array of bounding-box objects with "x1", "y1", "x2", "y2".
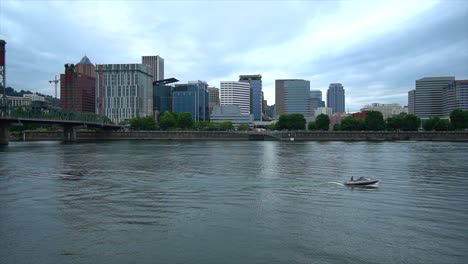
[
  {"x1": 129, "y1": 111, "x2": 250, "y2": 131},
  {"x1": 128, "y1": 109, "x2": 468, "y2": 132},
  {"x1": 274, "y1": 109, "x2": 468, "y2": 131}
]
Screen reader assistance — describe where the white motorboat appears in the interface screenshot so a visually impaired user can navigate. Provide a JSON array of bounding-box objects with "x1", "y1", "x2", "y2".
[{"x1": 345, "y1": 176, "x2": 379, "y2": 186}]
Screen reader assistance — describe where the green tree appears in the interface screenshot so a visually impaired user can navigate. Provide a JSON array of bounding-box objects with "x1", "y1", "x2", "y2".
[
  {"x1": 177, "y1": 112, "x2": 194, "y2": 129},
  {"x1": 219, "y1": 121, "x2": 233, "y2": 131},
  {"x1": 194, "y1": 120, "x2": 209, "y2": 130},
  {"x1": 277, "y1": 113, "x2": 306, "y2": 130},
  {"x1": 401, "y1": 114, "x2": 420, "y2": 131},
  {"x1": 159, "y1": 111, "x2": 177, "y2": 130},
  {"x1": 276, "y1": 114, "x2": 290, "y2": 130},
  {"x1": 464, "y1": 111, "x2": 468, "y2": 129},
  {"x1": 130, "y1": 116, "x2": 156, "y2": 130},
  {"x1": 340, "y1": 116, "x2": 365, "y2": 131},
  {"x1": 267, "y1": 123, "x2": 277, "y2": 130},
  {"x1": 315, "y1": 114, "x2": 330, "y2": 131},
  {"x1": 365, "y1": 111, "x2": 385, "y2": 131},
  {"x1": 130, "y1": 116, "x2": 142, "y2": 130},
  {"x1": 450, "y1": 109, "x2": 467, "y2": 130},
  {"x1": 308, "y1": 121, "x2": 317, "y2": 130},
  {"x1": 386, "y1": 115, "x2": 403, "y2": 131},
  {"x1": 423, "y1": 117, "x2": 440, "y2": 131},
  {"x1": 434, "y1": 118, "x2": 449, "y2": 131},
  {"x1": 238, "y1": 124, "x2": 249, "y2": 131},
  {"x1": 333, "y1": 124, "x2": 341, "y2": 131},
  {"x1": 207, "y1": 122, "x2": 218, "y2": 131},
  {"x1": 140, "y1": 116, "x2": 156, "y2": 130},
  {"x1": 289, "y1": 113, "x2": 306, "y2": 130}
]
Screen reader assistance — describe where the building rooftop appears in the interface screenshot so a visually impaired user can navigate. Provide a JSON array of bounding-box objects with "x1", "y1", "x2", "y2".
[
  {"x1": 239, "y1": 74, "x2": 262, "y2": 80},
  {"x1": 417, "y1": 76, "x2": 454, "y2": 81},
  {"x1": 153, "y1": 78, "x2": 179, "y2": 85},
  {"x1": 276, "y1": 79, "x2": 307, "y2": 81},
  {"x1": 77, "y1": 55, "x2": 93, "y2": 65}
]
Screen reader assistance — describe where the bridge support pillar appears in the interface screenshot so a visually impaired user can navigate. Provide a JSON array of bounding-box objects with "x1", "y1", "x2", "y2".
[
  {"x1": 0, "y1": 123, "x2": 9, "y2": 145},
  {"x1": 63, "y1": 125, "x2": 77, "y2": 143}
]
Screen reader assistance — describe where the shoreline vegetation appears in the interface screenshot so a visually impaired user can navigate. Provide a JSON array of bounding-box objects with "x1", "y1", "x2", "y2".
[
  {"x1": 14, "y1": 130, "x2": 468, "y2": 142},
  {"x1": 6, "y1": 109, "x2": 468, "y2": 142}
]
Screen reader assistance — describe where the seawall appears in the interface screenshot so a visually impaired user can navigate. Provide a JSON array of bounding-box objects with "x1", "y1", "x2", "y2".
[{"x1": 18, "y1": 131, "x2": 468, "y2": 142}]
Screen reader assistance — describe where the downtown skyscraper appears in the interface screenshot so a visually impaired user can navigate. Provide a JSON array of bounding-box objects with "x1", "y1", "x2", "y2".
[
  {"x1": 95, "y1": 63, "x2": 153, "y2": 123},
  {"x1": 239, "y1": 74, "x2": 262, "y2": 121},
  {"x1": 60, "y1": 56, "x2": 96, "y2": 113},
  {"x1": 275, "y1": 79, "x2": 311, "y2": 117},
  {"x1": 172, "y1": 81, "x2": 209, "y2": 121},
  {"x1": 310, "y1": 89, "x2": 325, "y2": 116},
  {"x1": 220, "y1": 81, "x2": 251, "y2": 115},
  {"x1": 411, "y1": 77, "x2": 454, "y2": 118},
  {"x1": 142, "y1": 55, "x2": 164, "y2": 82},
  {"x1": 327, "y1": 83, "x2": 345, "y2": 113}
]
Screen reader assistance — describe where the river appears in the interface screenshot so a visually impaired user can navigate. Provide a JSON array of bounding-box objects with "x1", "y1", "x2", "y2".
[{"x1": 1, "y1": 141, "x2": 467, "y2": 264}]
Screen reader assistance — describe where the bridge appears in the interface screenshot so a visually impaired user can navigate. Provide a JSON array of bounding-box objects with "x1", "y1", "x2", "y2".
[{"x1": 0, "y1": 100, "x2": 121, "y2": 145}]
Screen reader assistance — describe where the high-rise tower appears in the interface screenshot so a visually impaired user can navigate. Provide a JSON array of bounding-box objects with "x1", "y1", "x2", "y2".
[
  {"x1": 327, "y1": 83, "x2": 345, "y2": 113},
  {"x1": 60, "y1": 56, "x2": 96, "y2": 113},
  {"x1": 220, "y1": 81, "x2": 251, "y2": 115},
  {"x1": 275, "y1": 79, "x2": 311, "y2": 117},
  {"x1": 96, "y1": 63, "x2": 153, "y2": 123},
  {"x1": 239, "y1": 74, "x2": 262, "y2": 120},
  {"x1": 414, "y1": 77, "x2": 454, "y2": 118},
  {"x1": 142, "y1": 55, "x2": 164, "y2": 82}
]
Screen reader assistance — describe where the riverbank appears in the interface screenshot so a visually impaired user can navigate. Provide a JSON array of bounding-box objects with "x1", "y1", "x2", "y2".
[{"x1": 15, "y1": 130, "x2": 468, "y2": 142}]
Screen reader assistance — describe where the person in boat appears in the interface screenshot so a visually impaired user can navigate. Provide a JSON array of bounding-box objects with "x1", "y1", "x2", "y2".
[{"x1": 350, "y1": 176, "x2": 354, "y2": 181}]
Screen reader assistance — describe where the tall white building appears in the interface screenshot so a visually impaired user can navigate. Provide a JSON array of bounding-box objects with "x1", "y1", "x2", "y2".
[
  {"x1": 142, "y1": 55, "x2": 164, "y2": 81},
  {"x1": 96, "y1": 64, "x2": 153, "y2": 123},
  {"x1": 361, "y1": 103, "x2": 407, "y2": 119},
  {"x1": 220, "y1": 81, "x2": 251, "y2": 115}
]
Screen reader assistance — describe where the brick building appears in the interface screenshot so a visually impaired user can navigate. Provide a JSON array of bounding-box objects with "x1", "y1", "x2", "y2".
[{"x1": 60, "y1": 56, "x2": 96, "y2": 113}]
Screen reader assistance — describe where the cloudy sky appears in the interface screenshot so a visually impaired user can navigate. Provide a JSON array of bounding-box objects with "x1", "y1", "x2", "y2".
[{"x1": 1, "y1": 0, "x2": 467, "y2": 112}]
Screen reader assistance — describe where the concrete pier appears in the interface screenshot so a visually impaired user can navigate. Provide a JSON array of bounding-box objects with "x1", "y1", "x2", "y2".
[
  {"x1": 0, "y1": 123, "x2": 9, "y2": 145},
  {"x1": 63, "y1": 126, "x2": 77, "y2": 143}
]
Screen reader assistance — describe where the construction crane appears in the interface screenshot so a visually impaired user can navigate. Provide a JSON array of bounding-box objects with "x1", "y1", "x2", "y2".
[{"x1": 49, "y1": 75, "x2": 59, "y2": 106}]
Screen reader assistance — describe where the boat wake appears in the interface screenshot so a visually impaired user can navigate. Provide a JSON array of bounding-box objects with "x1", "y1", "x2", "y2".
[{"x1": 327, "y1": 182, "x2": 344, "y2": 186}]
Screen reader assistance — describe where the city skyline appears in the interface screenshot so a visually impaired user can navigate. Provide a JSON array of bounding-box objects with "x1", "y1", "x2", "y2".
[{"x1": 1, "y1": 0, "x2": 467, "y2": 112}]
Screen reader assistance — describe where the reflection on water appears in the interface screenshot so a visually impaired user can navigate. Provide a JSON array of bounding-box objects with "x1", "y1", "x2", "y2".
[{"x1": 1, "y1": 141, "x2": 467, "y2": 264}]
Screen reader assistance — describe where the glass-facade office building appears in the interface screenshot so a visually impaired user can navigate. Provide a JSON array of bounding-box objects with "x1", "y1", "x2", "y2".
[
  {"x1": 327, "y1": 83, "x2": 345, "y2": 113},
  {"x1": 310, "y1": 89, "x2": 325, "y2": 115},
  {"x1": 275, "y1": 79, "x2": 311, "y2": 117},
  {"x1": 442, "y1": 79, "x2": 468, "y2": 117},
  {"x1": 456, "y1": 80, "x2": 468, "y2": 110},
  {"x1": 415, "y1": 77, "x2": 454, "y2": 118},
  {"x1": 153, "y1": 84, "x2": 172, "y2": 115},
  {"x1": 172, "y1": 81, "x2": 209, "y2": 121},
  {"x1": 239, "y1": 74, "x2": 262, "y2": 121}
]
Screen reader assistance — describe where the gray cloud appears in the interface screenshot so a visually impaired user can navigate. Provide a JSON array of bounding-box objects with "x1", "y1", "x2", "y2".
[
  {"x1": 1, "y1": 0, "x2": 467, "y2": 111},
  {"x1": 296, "y1": 1, "x2": 468, "y2": 110}
]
